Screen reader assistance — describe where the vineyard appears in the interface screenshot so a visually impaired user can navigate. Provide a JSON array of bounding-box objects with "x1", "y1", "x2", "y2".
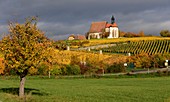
[
  {"x1": 85, "y1": 37, "x2": 170, "y2": 46},
  {"x1": 96, "y1": 40, "x2": 170, "y2": 55}
]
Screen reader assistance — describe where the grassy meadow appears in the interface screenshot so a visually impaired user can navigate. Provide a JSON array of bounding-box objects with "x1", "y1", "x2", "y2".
[
  {"x1": 1, "y1": 37, "x2": 170, "y2": 102},
  {"x1": 0, "y1": 76, "x2": 170, "y2": 102}
]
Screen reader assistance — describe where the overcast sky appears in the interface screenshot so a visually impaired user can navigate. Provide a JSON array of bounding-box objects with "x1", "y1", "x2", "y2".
[{"x1": 0, "y1": 0, "x2": 170, "y2": 40}]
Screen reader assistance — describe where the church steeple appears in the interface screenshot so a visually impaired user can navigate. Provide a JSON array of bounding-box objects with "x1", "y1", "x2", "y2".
[
  {"x1": 108, "y1": 15, "x2": 119, "y2": 39},
  {"x1": 111, "y1": 15, "x2": 115, "y2": 24}
]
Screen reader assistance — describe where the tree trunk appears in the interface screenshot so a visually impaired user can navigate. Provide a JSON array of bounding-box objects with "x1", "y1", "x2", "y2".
[
  {"x1": 19, "y1": 76, "x2": 26, "y2": 97},
  {"x1": 48, "y1": 70, "x2": 51, "y2": 78}
]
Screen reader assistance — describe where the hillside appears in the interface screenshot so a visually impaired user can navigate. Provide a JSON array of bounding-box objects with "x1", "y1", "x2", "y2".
[
  {"x1": 72, "y1": 37, "x2": 170, "y2": 55},
  {"x1": 85, "y1": 36, "x2": 170, "y2": 46},
  {"x1": 93, "y1": 39, "x2": 170, "y2": 55}
]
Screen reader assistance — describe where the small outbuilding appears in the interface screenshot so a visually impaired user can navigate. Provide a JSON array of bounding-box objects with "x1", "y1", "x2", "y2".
[{"x1": 68, "y1": 34, "x2": 86, "y2": 40}]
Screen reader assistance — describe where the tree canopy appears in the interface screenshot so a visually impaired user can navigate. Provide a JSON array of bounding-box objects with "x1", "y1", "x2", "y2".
[
  {"x1": 0, "y1": 17, "x2": 52, "y2": 97},
  {"x1": 160, "y1": 30, "x2": 170, "y2": 37}
]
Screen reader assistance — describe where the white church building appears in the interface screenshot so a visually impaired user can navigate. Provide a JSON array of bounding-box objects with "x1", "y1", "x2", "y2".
[{"x1": 88, "y1": 16, "x2": 119, "y2": 39}]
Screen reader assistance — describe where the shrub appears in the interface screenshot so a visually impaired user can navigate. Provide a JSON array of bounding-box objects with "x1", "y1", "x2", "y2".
[
  {"x1": 107, "y1": 63, "x2": 126, "y2": 73},
  {"x1": 61, "y1": 66, "x2": 67, "y2": 75},
  {"x1": 51, "y1": 65, "x2": 62, "y2": 75},
  {"x1": 66, "y1": 64, "x2": 81, "y2": 75},
  {"x1": 160, "y1": 30, "x2": 170, "y2": 37},
  {"x1": 37, "y1": 63, "x2": 48, "y2": 75},
  {"x1": 4, "y1": 68, "x2": 16, "y2": 75}
]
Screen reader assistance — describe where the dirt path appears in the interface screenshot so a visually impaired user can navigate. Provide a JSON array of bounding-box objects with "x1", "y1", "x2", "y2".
[{"x1": 71, "y1": 44, "x2": 116, "y2": 51}]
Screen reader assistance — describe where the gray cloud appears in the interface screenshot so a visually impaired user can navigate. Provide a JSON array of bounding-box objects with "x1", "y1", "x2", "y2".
[
  {"x1": 0, "y1": 0, "x2": 170, "y2": 40},
  {"x1": 118, "y1": 7, "x2": 170, "y2": 34}
]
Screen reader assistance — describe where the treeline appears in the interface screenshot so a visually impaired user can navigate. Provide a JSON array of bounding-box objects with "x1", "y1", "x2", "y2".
[
  {"x1": 128, "y1": 53, "x2": 169, "y2": 68},
  {"x1": 0, "y1": 50, "x2": 126, "y2": 76},
  {"x1": 120, "y1": 29, "x2": 170, "y2": 37},
  {"x1": 54, "y1": 40, "x2": 90, "y2": 50},
  {"x1": 160, "y1": 30, "x2": 170, "y2": 37},
  {"x1": 0, "y1": 50, "x2": 169, "y2": 76},
  {"x1": 100, "y1": 53, "x2": 170, "y2": 73},
  {"x1": 119, "y1": 31, "x2": 145, "y2": 37}
]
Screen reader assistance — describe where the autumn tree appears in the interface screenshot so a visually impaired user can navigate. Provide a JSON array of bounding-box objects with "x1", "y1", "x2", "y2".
[
  {"x1": 160, "y1": 30, "x2": 170, "y2": 37},
  {"x1": 128, "y1": 53, "x2": 151, "y2": 68},
  {"x1": 119, "y1": 30, "x2": 126, "y2": 37},
  {"x1": 138, "y1": 30, "x2": 145, "y2": 37},
  {"x1": 0, "y1": 58, "x2": 4, "y2": 74},
  {"x1": 0, "y1": 17, "x2": 51, "y2": 97},
  {"x1": 153, "y1": 54, "x2": 166, "y2": 68},
  {"x1": 43, "y1": 47, "x2": 58, "y2": 78}
]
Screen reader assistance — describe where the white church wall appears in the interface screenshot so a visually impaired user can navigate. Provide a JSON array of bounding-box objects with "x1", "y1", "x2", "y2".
[
  {"x1": 88, "y1": 33, "x2": 100, "y2": 39},
  {"x1": 105, "y1": 28, "x2": 110, "y2": 32},
  {"x1": 108, "y1": 27, "x2": 119, "y2": 38}
]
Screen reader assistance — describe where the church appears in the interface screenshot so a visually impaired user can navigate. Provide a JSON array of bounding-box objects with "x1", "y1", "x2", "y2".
[{"x1": 87, "y1": 16, "x2": 119, "y2": 39}]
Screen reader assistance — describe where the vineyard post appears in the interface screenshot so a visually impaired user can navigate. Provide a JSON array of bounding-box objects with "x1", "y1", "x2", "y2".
[
  {"x1": 100, "y1": 50, "x2": 102, "y2": 54},
  {"x1": 147, "y1": 68, "x2": 149, "y2": 74},
  {"x1": 88, "y1": 48, "x2": 91, "y2": 51},
  {"x1": 165, "y1": 60, "x2": 168, "y2": 69},
  {"x1": 124, "y1": 63, "x2": 127, "y2": 72},
  {"x1": 67, "y1": 46, "x2": 70, "y2": 51},
  {"x1": 127, "y1": 53, "x2": 131, "y2": 56}
]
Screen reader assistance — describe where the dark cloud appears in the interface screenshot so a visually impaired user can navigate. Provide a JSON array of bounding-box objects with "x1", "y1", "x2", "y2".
[{"x1": 0, "y1": 0, "x2": 170, "y2": 40}]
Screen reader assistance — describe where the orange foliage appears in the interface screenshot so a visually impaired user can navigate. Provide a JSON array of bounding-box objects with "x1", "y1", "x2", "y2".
[
  {"x1": 28, "y1": 66, "x2": 38, "y2": 75},
  {"x1": 0, "y1": 58, "x2": 5, "y2": 74},
  {"x1": 53, "y1": 50, "x2": 126, "y2": 70},
  {"x1": 104, "y1": 55, "x2": 128, "y2": 65}
]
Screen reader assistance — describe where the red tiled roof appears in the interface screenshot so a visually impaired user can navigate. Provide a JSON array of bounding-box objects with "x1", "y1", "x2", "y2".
[
  {"x1": 89, "y1": 21, "x2": 107, "y2": 33},
  {"x1": 69, "y1": 34, "x2": 75, "y2": 38},
  {"x1": 75, "y1": 35, "x2": 86, "y2": 40},
  {"x1": 112, "y1": 22, "x2": 118, "y2": 27},
  {"x1": 106, "y1": 23, "x2": 118, "y2": 28},
  {"x1": 106, "y1": 23, "x2": 112, "y2": 28}
]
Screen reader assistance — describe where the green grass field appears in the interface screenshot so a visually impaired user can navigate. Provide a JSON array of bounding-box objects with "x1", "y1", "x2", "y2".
[{"x1": 1, "y1": 76, "x2": 170, "y2": 102}]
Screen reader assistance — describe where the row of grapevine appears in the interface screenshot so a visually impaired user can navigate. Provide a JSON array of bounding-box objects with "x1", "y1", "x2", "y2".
[{"x1": 97, "y1": 40, "x2": 170, "y2": 55}]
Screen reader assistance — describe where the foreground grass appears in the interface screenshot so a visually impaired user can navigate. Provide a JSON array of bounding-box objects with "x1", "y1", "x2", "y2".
[{"x1": 0, "y1": 76, "x2": 170, "y2": 102}]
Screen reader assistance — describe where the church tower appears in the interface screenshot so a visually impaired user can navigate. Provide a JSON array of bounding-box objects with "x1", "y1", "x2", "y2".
[
  {"x1": 111, "y1": 15, "x2": 115, "y2": 24},
  {"x1": 108, "y1": 15, "x2": 119, "y2": 38}
]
